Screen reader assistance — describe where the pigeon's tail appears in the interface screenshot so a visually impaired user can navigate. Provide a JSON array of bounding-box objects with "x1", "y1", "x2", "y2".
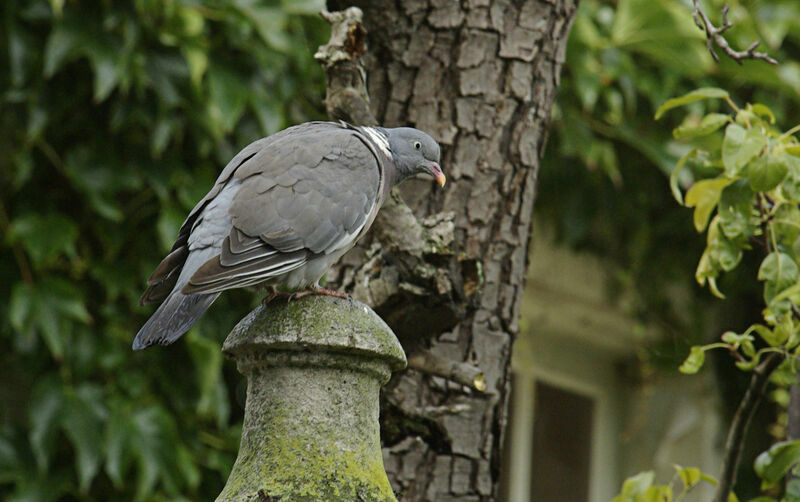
[{"x1": 132, "y1": 291, "x2": 220, "y2": 350}]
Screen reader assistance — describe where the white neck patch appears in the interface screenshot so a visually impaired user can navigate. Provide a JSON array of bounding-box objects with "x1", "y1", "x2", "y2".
[{"x1": 362, "y1": 127, "x2": 392, "y2": 157}]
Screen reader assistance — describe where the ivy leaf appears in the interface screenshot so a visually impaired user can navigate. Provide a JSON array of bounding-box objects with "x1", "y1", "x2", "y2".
[
  {"x1": 754, "y1": 440, "x2": 800, "y2": 488},
  {"x1": 748, "y1": 155, "x2": 789, "y2": 192},
  {"x1": 42, "y1": 21, "x2": 86, "y2": 77},
  {"x1": 7, "y1": 213, "x2": 78, "y2": 269},
  {"x1": 722, "y1": 124, "x2": 767, "y2": 177},
  {"x1": 673, "y1": 113, "x2": 730, "y2": 139},
  {"x1": 62, "y1": 385, "x2": 107, "y2": 492},
  {"x1": 28, "y1": 380, "x2": 64, "y2": 472},
  {"x1": 185, "y1": 332, "x2": 227, "y2": 425},
  {"x1": 9, "y1": 280, "x2": 91, "y2": 359},
  {"x1": 207, "y1": 64, "x2": 248, "y2": 134},
  {"x1": 104, "y1": 403, "x2": 134, "y2": 489},
  {"x1": 685, "y1": 178, "x2": 732, "y2": 232},
  {"x1": 655, "y1": 87, "x2": 729, "y2": 119}
]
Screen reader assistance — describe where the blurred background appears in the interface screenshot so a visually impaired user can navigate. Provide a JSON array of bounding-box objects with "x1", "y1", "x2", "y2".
[{"x1": 1, "y1": 0, "x2": 799, "y2": 501}]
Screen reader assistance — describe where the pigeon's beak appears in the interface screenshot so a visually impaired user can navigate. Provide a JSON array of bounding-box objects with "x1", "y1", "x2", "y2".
[{"x1": 427, "y1": 162, "x2": 446, "y2": 187}]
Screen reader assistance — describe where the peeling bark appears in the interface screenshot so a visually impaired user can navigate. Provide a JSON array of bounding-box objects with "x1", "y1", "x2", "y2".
[{"x1": 321, "y1": 1, "x2": 578, "y2": 499}]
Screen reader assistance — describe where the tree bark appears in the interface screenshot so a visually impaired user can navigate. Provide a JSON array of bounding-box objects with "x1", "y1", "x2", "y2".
[{"x1": 325, "y1": 1, "x2": 578, "y2": 499}]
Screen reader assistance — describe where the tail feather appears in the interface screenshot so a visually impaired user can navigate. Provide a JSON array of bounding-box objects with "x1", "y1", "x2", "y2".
[{"x1": 132, "y1": 291, "x2": 220, "y2": 350}]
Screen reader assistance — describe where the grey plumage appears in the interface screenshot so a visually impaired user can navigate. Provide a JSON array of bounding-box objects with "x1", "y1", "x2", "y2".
[{"x1": 133, "y1": 121, "x2": 443, "y2": 350}]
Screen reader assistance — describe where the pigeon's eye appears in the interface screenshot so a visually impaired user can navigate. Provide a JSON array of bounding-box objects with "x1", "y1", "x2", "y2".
[{"x1": 413, "y1": 141, "x2": 422, "y2": 150}]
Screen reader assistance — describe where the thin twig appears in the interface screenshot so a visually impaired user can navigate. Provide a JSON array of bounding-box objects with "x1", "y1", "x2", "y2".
[
  {"x1": 714, "y1": 352, "x2": 785, "y2": 502},
  {"x1": 692, "y1": 1, "x2": 778, "y2": 66}
]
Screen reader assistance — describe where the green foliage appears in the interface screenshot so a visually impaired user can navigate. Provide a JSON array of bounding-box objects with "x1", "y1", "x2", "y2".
[
  {"x1": 754, "y1": 440, "x2": 800, "y2": 489},
  {"x1": 612, "y1": 466, "x2": 731, "y2": 502},
  {"x1": 661, "y1": 91, "x2": 800, "y2": 377},
  {"x1": 0, "y1": 0, "x2": 328, "y2": 500}
]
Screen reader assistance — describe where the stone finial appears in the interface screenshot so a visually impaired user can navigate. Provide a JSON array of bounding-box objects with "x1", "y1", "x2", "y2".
[{"x1": 216, "y1": 295, "x2": 406, "y2": 502}]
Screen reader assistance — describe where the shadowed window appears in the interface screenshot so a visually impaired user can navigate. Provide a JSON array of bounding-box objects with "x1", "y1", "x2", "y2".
[{"x1": 530, "y1": 381, "x2": 595, "y2": 502}]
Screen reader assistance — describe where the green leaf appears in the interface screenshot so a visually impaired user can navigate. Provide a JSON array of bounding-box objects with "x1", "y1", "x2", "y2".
[
  {"x1": 773, "y1": 203, "x2": 800, "y2": 246},
  {"x1": 722, "y1": 124, "x2": 767, "y2": 177},
  {"x1": 754, "y1": 440, "x2": 800, "y2": 488},
  {"x1": 86, "y1": 45, "x2": 119, "y2": 102},
  {"x1": 721, "y1": 331, "x2": 755, "y2": 347},
  {"x1": 781, "y1": 156, "x2": 800, "y2": 199},
  {"x1": 749, "y1": 155, "x2": 789, "y2": 192},
  {"x1": 280, "y1": 0, "x2": 325, "y2": 15},
  {"x1": 8, "y1": 279, "x2": 91, "y2": 359},
  {"x1": 707, "y1": 219, "x2": 742, "y2": 272},
  {"x1": 62, "y1": 385, "x2": 107, "y2": 492},
  {"x1": 748, "y1": 324, "x2": 786, "y2": 348},
  {"x1": 718, "y1": 180, "x2": 756, "y2": 239},
  {"x1": 28, "y1": 380, "x2": 63, "y2": 471},
  {"x1": 695, "y1": 248, "x2": 716, "y2": 288},
  {"x1": 669, "y1": 148, "x2": 696, "y2": 205},
  {"x1": 675, "y1": 465, "x2": 702, "y2": 489},
  {"x1": 759, "y1": 252, "x2": 800, "y2": 307},
  {"x1": 42, "y1": 23, "x2": 85, "y2": 77},
  {"x1": 679, "y1": 346, "x2": 706, "y2": 374},
  {"x1": 759, "y1": 252, "x2": 799, "y2": 286},
  {"x1": 685, "y1": 178, "x2": 733, "y2": 232},
  {"x1": 185, "y1": 332, "x2": 225, "y2": 422},
  {"x1": 655, "y1": 88, "x2": 729, "y2": 119},
  {"x1": 787, "y1": 478, "x2": 800, "y2": 501},
  {"x1": 182, "y1": 45, "x2": 208, "y2": 87},
  {"x1": 673, "y1": 113, "x2": 730, "y2": 139},
  {"x1": 156, "y1": 206, "x2": 186, "y2": 251},
  {"x1": 207, "y1": 64, "x2": 248, "y2": 134},
  {"x1": 236, "y1": 4, "x2": 291, "y2": 52},
  {"x1": 750, "y1": 103, "x2": 776, "y2": 124},
  {"x1": 708, "y1": 276, "x2": 726, "y2": 299},
  {"x1": 613, "y1": 471, "x2": 655, "y2": 501},
  {"x1": 105, "y1": 405, "x2": 133, "y2": 489},
  {"x1": 7, "y1": 213, "x2": 78, "y2": 269}
]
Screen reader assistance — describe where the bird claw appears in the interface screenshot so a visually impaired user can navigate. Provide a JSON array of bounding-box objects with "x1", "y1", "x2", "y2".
[
  {"x1": 261, "y1": 289, "x2": 291, "y2": 305},
  {"x1": 289, "y1": 286, "x2": 349, "y2": 301}
]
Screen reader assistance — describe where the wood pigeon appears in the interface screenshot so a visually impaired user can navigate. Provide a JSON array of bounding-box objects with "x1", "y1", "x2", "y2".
[{"x1": 133, "y1": 121, "x2": 444, "y2": 350}]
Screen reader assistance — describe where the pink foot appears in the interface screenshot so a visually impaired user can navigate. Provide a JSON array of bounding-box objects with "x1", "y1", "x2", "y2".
[
  {"x1": 261, "y1": 288, "x2": 291, "y2": 305},
  {"x1": 291, "y1": 286, "x2": 350, "y2": 301}
]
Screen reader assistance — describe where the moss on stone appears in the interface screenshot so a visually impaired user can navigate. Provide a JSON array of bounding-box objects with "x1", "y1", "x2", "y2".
[
  {"x1": 223, "y1": 296, "x2": 406, "y2": 373},
  {"x1": 217, "y1": 296, "x2": 403, "y2": 502}
]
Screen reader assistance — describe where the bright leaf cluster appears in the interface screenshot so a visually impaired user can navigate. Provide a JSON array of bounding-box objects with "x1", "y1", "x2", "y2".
[
  {"x1": 658, "y1": 88, "x2": 800, "y2": 375},
  {"x1": 661, "y1": 87, "x2": 800, "y2": 500}
]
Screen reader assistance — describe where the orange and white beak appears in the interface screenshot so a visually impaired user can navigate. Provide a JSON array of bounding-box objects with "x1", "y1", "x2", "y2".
[{"x1": 427, "y1": 162, "x2": 446, "y2": 187}]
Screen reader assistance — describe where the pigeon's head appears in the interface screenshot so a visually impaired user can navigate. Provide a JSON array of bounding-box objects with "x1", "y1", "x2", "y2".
[{"x1": 387, "y1": 127, "x2": 445, "y2": 187}]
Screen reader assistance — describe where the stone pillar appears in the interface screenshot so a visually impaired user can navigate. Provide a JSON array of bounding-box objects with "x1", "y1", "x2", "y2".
[{"x1": 216, "y1": 295, "x2": 406, "y2": 502}]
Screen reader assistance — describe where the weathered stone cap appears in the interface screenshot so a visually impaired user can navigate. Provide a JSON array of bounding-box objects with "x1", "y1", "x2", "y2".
[{"x1": 222, "y1": 295, "x2": 407, "y2": 372}]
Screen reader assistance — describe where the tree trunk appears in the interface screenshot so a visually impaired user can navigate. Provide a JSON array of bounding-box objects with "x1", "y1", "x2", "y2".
[{"x1": 326, "y1": 1, "x2": 578, "y2": 499}]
